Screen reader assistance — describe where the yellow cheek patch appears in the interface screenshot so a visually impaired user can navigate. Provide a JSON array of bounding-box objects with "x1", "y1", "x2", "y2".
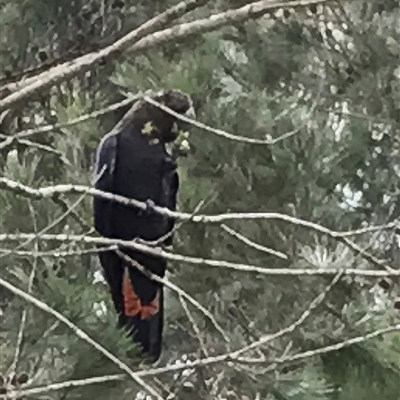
[{"x1": 142, "y1": 121, "x2": 155, "y2": 135}]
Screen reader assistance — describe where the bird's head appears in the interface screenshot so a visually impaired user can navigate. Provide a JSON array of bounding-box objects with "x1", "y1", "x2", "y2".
[{"x1": 132, "y1": 90, "x2": 195, "y2": 156}]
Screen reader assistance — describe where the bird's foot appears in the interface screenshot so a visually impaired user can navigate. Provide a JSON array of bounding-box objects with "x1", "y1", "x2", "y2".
[{"x1": 143, "y1": 199, "x2": 156, "y2": 216}]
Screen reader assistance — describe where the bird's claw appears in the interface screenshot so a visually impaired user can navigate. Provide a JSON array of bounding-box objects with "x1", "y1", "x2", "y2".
[{"x1": 144, "y1": 199, "x2": 156, "y2": 216}]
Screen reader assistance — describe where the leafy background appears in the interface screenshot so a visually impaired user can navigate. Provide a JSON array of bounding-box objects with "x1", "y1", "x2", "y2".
[{"x1": 0, "y1": 0, "x2": 399, "y2": 399}]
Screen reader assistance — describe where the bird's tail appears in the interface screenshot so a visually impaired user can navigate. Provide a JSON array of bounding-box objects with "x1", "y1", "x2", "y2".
[{"x1": 122, "y1": 269, "x2": 164, "y2": 363}]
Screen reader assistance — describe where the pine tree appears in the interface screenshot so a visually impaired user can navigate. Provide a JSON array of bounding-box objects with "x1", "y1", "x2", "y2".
[{"x1": 1, "y1": 0, "x2": 399, "y2": 399}]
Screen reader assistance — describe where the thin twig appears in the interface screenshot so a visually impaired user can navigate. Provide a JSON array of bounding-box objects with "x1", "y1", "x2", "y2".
[
  {"x1": 142, "y1": 57, "x2": 324, "y2": 146},
  {"x1": 233, "y1": 271, "x2": 343, "y2": 360},
  {"x1": 144, "y1": 96, "x2": 299, "y2": 145},
  {"x1": 264, "y1": 324, "x2": 400, "y2": 370},
  {"x1": 221, "y1": 224, "x2": 288, "y2": 260},
  {"x1": 179, "y1": 296, "x2": 210, "y2": 357},
  {"x1": 143, "y1": 198, "x2": 209, "y2": 247},
  {"x1": 0, "y1": 96, "x2": 139, "y2": 150},
  {"x1": 0, "y1": 245, "x2": 117, "y2": 258},
  {"x1": 7, "y1": 202, "x2": 40, "y2": 375},
  {"x1": 0, "y1": 375, "x2": 125, "y2": 399},
  {"x1": 0, "y1": 134, "x2": 71, "y2": 164},
  {"x1": 0, "y1": 193, "x2": 87, "y2": 261}
]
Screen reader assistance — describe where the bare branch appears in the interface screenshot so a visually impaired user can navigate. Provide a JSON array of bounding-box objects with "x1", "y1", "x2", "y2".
[
  {"x1": 221, "y1": 224, "x2": 288, "y2": 260},
  {"x1": 1, "y1": 233, "x2": 399, "y2": 278},
  {"x1": 5, "y1": 81, "x2": 316, "y2": 152},
  {"x1": 340, "y1": 236, "x2": 391, "y2": 272},
  {"x1": 0, "y1": 194, "x2": 87, "y2": 261},
  {"x1": 144, "y1": 96, "x2": 300, "y2": 145},
  {"x1": 0, "y1": 375, "x2": 125, "y2": 399},
  {"x1": 0, "y1": 134, "x2": 70, "y2": 163},
  {"x1": 7, "y1": 202, "x2": 39, "y2": 375},
  {"x1": 0, "y1": 245, "x2": 116, "y2": 258},
  {"x1": 0, "y1": 95, "x2": 140, "y2": 150},
  {"x1": 264, "y1": 324, "x2": 400, "y2": 370},
  {"x1": 0, "y1": 0, "x2": 328, "y2": 112},
  {"x1": 179, "y1": 296, "x2": 210, "y2": 357},
  {"x1": 0, "y1": 0, "x2": 209, "y2": 110},
  {"x1": 138, "y1": 323, "x2": 400, "y2": 376},
  {"x1": 5, "y1": 323, "x2": 399, "y2": 399},
  {"x1": 0, "y1": 176, "x2": 397, "y2": 271},
  {"x1": 0, "y1": 177, "x2": 397, "y2": 237},
  {"x1": 0, "y1": 276, "x2": 162, "y2": 399},
  {"x1": 233, "y1": 271, "x2": 343, "y2": 360}
]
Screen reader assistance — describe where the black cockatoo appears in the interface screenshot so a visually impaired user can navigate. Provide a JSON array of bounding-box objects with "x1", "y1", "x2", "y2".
[{"x1": 92, "y1": 90, "x2": 194, "y2": 362}]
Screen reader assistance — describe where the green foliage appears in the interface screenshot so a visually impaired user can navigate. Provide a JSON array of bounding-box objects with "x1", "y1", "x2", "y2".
[{"x1": 1, "y1": 0, "x2": 399, "y2": 399}]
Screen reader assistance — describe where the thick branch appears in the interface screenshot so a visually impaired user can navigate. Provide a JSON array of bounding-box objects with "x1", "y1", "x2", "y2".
[
  {"x1": 0, "y1": 0, "x2": 208, "y2": 111},
  {"x1": 0, "y1": 177, "x2": 396, "y2": 237},
  {"x1": 0, "y1": 0, "x2": 328, "y2": 112}
]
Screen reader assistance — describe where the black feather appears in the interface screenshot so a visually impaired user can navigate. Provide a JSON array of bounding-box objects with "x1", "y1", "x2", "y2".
[{"x1": 92, "y1": 90, "x2": 192, "y2": 362}]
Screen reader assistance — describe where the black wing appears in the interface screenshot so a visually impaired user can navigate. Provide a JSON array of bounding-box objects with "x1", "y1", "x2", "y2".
[
  {"x1": 163, "y1": 169, "x2": 179, "y2": 247},
  {"x1": 92, "y1": 132, "x2": 118, "y2": 238},
  {"x1": 92, "y1": 133, "x2": 125, "y2": 318}
]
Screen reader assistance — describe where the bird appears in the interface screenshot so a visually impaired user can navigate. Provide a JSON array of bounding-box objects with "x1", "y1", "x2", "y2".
[{"x1": 92, "y1": 90, "x2": 194, "y2": 362}]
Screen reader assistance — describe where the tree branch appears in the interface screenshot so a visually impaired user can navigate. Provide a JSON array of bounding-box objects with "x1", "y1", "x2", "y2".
[
  {"x1": 0, "y1": 277, "x2": 162, "y2": 399},
  {"x1": 0, "y1": 177, "x2": 396, "y2": 237},
  {"x1": 4, "y1": 321, "x2": 399, "y2": 399},
  {"x1": 0, "y1": 134, "x2": 70, "y2": 163},
  {"x1": 0, "y1": 176, "x2": 397, "y2": 271},
  {"x1": 0, "y1": 194, "x2": 87, "y2": 262},
  {"x1": 263, "y1": 323, "x2": 400, "y2": 371},
  {"x1": 233, "y1": 271, "x2": 343, "y2": 360},
  {"x1": 7, "y1": 202, "x2": 39, "y2": 377},
  {"x1": 0, "y1": 0, "x2": 209, "y2": 107},
  {"x1": 1, "y1": 233, "x2": 399, "y2": 278},
  {"x1": 0, "y1": 0, "x2": 328, "y2": 112},
  {"x1": 143, "y1": 95, "x2": 303, "y2": 145},
  {"x1": 0, "y1": 95, "x2": 140, "y2": 150},
  {"x1": 221, "y1": 224, "x2": 288, "y2": 260}
]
